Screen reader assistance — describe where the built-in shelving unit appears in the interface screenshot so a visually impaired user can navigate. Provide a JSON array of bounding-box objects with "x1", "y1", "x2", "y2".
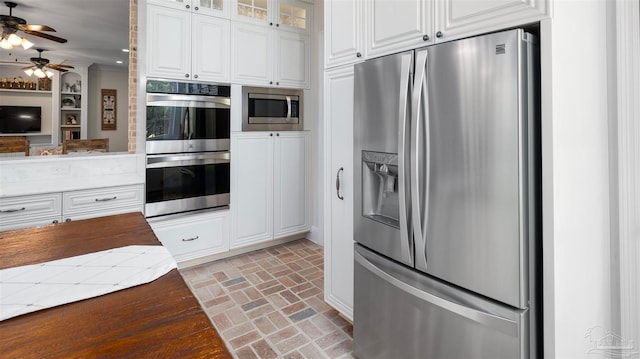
[{"x1": 59, "y1": 72, "x2": 84, "y2": 142}]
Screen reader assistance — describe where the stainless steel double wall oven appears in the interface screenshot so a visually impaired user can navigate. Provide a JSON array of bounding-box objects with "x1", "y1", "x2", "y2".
[{"x1": 145, "y1": 80, "x2": 231, "y2": 218}]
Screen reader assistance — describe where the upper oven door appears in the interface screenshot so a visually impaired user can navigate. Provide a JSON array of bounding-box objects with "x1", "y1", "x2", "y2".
[{"x1": 146, "y1": 94, "x2": 230, "y2": 154}]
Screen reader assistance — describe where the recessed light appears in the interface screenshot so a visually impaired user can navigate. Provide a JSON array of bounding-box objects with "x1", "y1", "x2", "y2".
[
  {"x1": 116, "y1": 60, "x2": 123, "y2": 64},
  {"x1": 122, "y1": 49, "x2": 129, "y2": 52}
]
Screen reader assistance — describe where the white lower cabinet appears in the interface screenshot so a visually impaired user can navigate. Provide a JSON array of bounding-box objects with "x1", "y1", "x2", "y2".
[
  {"x1": 150, "y1": 210, "x2": 230, "y2": 265},
  {"x1": 0, "y1": 184, "x2": 145, "y2": 232},
  {"x1": 231, "y1": 131, "x2": 310, "y2": 249},
  {"x1": 0, "y1": 193, "x2": 62, "y2": 231},
  {"x1": 323, "y1": 66, "x2": 355, "y2": 320},
  {"x1": 62, "y1": 185, "x2": 145, "y2": 222}
]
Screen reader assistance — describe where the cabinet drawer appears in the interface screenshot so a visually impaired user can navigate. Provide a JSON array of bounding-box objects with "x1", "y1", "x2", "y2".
[
  {"x1": 150, "y1": 211, "x2": 230, "y2": 260},
  {"x1": 63, "y1": 184, "x2": 144, "y2": 215},
  {"x1": 0, "y1": 216, "x2": 62, "y2": 232},
  {"x1": 0, "y1": 193, "x2": 62, "y2": 223}
]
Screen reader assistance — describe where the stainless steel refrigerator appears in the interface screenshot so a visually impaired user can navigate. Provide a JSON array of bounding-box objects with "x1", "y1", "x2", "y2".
[{"x1": 353, "y1": 29, "x2": 541, "y2": 358}]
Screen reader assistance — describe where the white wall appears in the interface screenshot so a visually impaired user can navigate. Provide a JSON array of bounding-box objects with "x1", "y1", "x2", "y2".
[
  {"x1": 542, "y1": 0, "x2": 612, "y2": 357},
  {"x1": 88, "y1": 66, "x2": 129, "y2": 152}
]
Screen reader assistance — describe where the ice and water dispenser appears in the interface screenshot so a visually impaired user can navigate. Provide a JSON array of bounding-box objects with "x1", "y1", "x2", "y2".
[{"x1": 361, "y1": 151, "x2": 400, "y2": 228}]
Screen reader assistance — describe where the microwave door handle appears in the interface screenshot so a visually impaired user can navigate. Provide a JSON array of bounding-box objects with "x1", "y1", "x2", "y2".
[{"x1": 286, "y1": 96, "x2": 292, "y2": 122}]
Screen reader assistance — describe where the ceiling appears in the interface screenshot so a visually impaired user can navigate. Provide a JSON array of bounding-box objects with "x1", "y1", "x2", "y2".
[{"x1": 0, "y1": 0, "x2": 129, "y2": 70}]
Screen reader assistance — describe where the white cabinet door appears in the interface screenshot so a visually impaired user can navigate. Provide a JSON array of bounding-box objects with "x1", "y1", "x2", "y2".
[
  {"x1": 147, "y1": 0, "x2": 192, "y2": 11},
  {"x1": 231, "y1": 22, "x2": 273, "y2": 86},
  {"x1": 147, "y1": 5, "x2": 192, "y2": 80},
  {"x1": 275, "y1": 31, "x2": 310, "y2": 88},
  {"x1": 151, "y1": 210, "x2": 230, "y2": 264},
  {"x1": 273, "y1": 132, "x2": 310, "y2": 238},
  {"x1": 192, "y1": 15, "x2": 230, "y2": 82},
  {"x1": 62, "y1": 184, "x2": 144, "y2": 221},
  {"x1": 230, "y1": 132, "x2": 274, "y2": 248},
  {"x1": 436, "y1": 0, "x2": 549, "y2": 42},
  {"x1": 365, "y1": 0, "x2": 432, "y2": 58},
  {"x1": 324, "y1": 0, "x2": 363, "y2": 68},
  {"x1": 0, "y1": 193, "x2": 62, "y2": 231},
  {"x1": 323, "y1": 66, "x2": 355, "y2": 320}
]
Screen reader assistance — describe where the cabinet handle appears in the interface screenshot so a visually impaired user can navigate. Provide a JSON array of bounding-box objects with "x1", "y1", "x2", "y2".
[
  {"x1": 270, "y1": 133, "x2": 273, "y2": 136},
  {"x1": 423, "y1": 35, "x2": 429, "y2": 41},
  {"x1": 436, "y1": 31, "x2": 444, "y2": 38},
  {"x1": 185, "y1": 74, "x2": 190, "y2": 78},
  {"x1": 276, "y1": 23, "x2": 280, "y2": 27},
  {"x1": 269, "y1": 81, "x2": 273, "y2": 84},
  {"x1": 0, "y1": 207, "x2": 26, "y2": 213},
  {"x1": 356, "y1": 52, "x2": 362, "y2": 58},
  {"x1": 52, "y1": 220, "x2": 59, "y2": 224},
  {"x1": 194, "y1": 74, "x2": 199, "y2": 79},
  {"x1": 270, "y1": 22, "x2": 273, "y2": 26},
  {"x1": 182, "y1": 236, "x2": 199, "y2": 242},
  {"x1": 336, "y1": 167, "x2": 344, "y2": 200},
  {"x1": 186, "y1": 4, "x2": 190, "y2": 9},
  {"x1": 194, "y1": 6, "x2": 199, "y2": 10},
  {"x1": 276, "y1": 133, "x2": 280, "y2": 136},
  {"x1": 95, "y1": 196, "x2": 117, "y2": 202},
  {"x1": 276, "y1": 82, "x2": 279, "y2": 85},
  {"x1": 65, "y1": 218, "x2": 71, "y2": 222}
]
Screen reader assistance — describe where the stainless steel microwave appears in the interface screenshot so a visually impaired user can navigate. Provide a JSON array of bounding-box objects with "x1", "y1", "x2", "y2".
[{"x1": 242, "y1": 86, "x2": 303, "y2": 131}]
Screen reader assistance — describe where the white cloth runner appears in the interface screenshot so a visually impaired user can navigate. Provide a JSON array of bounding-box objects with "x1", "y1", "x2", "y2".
[{"x1": 0, "y1": 245, "x2": 177, "y2": 321}]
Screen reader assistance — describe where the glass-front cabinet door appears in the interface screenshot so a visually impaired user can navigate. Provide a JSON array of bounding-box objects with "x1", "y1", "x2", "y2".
[
  {"x1": 277, "y1": 0, "x2": 310, "y2": 33},
  {"x1": 232, "y1": 0, "x2": 310, "y2": 33}
]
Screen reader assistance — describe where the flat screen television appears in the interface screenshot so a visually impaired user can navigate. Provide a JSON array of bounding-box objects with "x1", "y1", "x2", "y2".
[{"x1": 0, "y1": 106, "x2": 42, "y2": 134}]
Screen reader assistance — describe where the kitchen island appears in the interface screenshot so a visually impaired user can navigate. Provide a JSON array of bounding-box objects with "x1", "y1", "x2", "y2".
[{"x1": 0, "y1": 212, "x2": 231, "y2": 358}]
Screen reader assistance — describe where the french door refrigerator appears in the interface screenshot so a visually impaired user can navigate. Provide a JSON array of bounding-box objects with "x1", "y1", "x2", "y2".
[{"x1": 353, "y1": 28, "x2": 541, "y2": 358}]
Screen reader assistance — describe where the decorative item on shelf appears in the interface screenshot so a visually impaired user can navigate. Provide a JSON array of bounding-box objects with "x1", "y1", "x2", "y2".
[
  {"x1": 38, "y1": 77, "x2": 51, "y2": 91},
  {"x1": 64, "y1": 113, "x2": 78, "y2": 125},
  {"x1": 0, "y1": 77, "x2": 7, "y2": 88},
  {"x1": 101, "y1": 88, "x2": 116, "y2": 130},
  {"x1": 74, "y1": 95, "x2": 80, "y2": 108},
  {"x1": 61, "y1": 97, "x2": 75, "y2": 108}
]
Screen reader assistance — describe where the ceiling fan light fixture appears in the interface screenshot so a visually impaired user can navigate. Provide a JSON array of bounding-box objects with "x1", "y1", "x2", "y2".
[
  {"x1": 45, "y1": 70, "x2": 53, "y2": 78},
  {"x1": 24, "y1": 68, "x2": 34, "y2": 76},
  {"x1": 7, "y1": 33, "x2": 22, "y2": 46},
  {"x1": 33, "y1": 68, "x2": 46, "y2": 78},
  {"x1": 21, "y1": 38, "x2": 33, "y2": 50},
  {"x1": 0, "y1": 37, "x2": 12, "y2": 49}
]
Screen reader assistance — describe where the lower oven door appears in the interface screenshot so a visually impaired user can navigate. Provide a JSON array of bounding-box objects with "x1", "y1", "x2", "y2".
[{"x1": 145, "y1": 151, "x2": 230, "y2": 218}]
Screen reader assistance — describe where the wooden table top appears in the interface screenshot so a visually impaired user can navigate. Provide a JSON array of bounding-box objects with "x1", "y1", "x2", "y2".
[{"x1": 0, "y1": 212, "x2": 232, "y2": 359}]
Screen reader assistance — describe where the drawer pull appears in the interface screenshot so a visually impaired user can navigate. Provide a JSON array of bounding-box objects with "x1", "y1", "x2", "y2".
[
  {"x1": 95, "y1": 196, "x2": 117, "y2": 202},
  {"x1": 0, "y1": 207, "x2": 26, "y2": 213},
  {"x1": 182, "y1": 236, "x2": 199, "y2": 242}
]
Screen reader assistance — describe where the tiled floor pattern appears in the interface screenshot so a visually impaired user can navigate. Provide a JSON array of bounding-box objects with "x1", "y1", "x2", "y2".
[{"x1": 180, "y1": 239, "x2": 354, "y2": 359}]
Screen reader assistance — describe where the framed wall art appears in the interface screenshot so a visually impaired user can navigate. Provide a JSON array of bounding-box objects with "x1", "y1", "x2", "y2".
[{"x1": 101, "y1": 89, "x2": 117, "y2": 130}]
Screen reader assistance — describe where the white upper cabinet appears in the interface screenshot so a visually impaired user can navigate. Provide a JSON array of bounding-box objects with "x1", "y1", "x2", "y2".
[
  {"x1": 231, "y1": 22, "x2": 310, "y2": 88},
  {"x1": 435, "y1": 0, "x2": 550, "y2": 42},
  {"x1": 365, "y1": 0, "x2": 433, "y2": 58},
  {"x1": 192, "y1": 14, "x2": 230, "y2": 82},
  {"x1": 147, "y1": 4, "x2": 230, "y2": 82},
  {"x1": 324, "y1": 0, "x2": 364, "y2": 68},
  {"x1": 231, "y1": 22, "x2": 272, "y2": 85},
  {"x1": 324, "y1": 0, "x2": 550, "y2": 68},
  {"x1": 232, "y1": 0, "x2": 311, "y2": 33},
  {"x1": 147, "y1": 0, "x2": 230, "y2": 18}
]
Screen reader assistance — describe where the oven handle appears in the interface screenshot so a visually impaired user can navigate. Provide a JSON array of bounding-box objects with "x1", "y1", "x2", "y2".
[
  {"x1": 146, "y1": 152, "x2": 230, "y2": 168},
  {"x1": 286, "y1": 96, "x2": 292, "y2": 122},
  {"x1": 146, "y1": 94, "x2": 230, "y2": 109}
]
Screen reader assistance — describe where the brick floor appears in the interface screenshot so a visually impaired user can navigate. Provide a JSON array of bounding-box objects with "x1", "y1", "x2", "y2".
[{"x1": 181, "y1": 239, "x2": 354, "y2": 359}]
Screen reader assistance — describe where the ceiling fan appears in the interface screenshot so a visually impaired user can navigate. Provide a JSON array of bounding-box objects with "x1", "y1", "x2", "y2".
[
  {"x1": 0, "y1": 1, "x2": 67, "y2": 50},
  {"x1": 19, "y1": 48, "x2": 74, "y2": 78}
]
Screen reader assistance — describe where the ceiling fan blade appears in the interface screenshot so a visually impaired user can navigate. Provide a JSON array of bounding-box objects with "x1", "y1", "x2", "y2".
[
  {"x1": 48, "y1": 64, "x2": 74, "y2": 70},
  {"x1": 22, "y1": 29, "x2": 68, "y2": 43},
  {"x1": 17, "y1": 24, "x2": 56, "y2": 32}
]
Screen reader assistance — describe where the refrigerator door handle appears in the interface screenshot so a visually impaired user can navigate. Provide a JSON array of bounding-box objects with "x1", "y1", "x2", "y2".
[
  {"x1": 355, "y1": 249, "x2": 520, "y2": 338},
  {"x1": 397, "y1": 53, "x2": 414, "y2": 265},
  {"x1": 411, "y1": 49, "x2": 429, "y2": 271}
]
